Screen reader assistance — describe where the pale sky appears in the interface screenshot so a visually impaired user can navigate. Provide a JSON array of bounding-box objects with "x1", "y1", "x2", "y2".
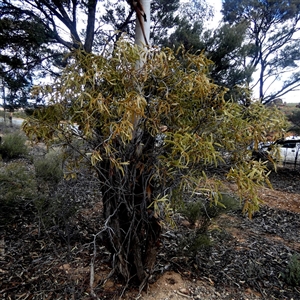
[{"x1": 208, "y1": 0, "x2": 223, "y2": 28}]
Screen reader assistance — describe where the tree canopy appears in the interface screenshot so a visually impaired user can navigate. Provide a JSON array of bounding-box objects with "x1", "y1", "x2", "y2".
[
  {"x1": 0, "y1": 0, "x2": 184, "y2": 103},
  {"x1": 222, "y1": 0, "x2": 300, "y2": 104}
]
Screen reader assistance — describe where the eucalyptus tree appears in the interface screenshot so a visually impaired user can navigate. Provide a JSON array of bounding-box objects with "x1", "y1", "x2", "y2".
[
  {"x1": 205, "y1": 22, "x2": 256, "y2": 103},
  {"x1": 222, "y1": 0, "x2": 300, "y2": 104},
  {"x1": 0, "y1": 11, "x2": 51, "y2": 106},
  {"x1": 0, "y1": 0, "x2": 183, "y2": 67}
]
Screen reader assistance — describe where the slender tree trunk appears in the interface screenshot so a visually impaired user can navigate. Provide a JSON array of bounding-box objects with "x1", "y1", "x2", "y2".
[
  {"x1": 84, "y1": 0, "x2": 97, "y2": 52},
  {"x1": 135, "y1": 0, "x2": 150, "y2": 47},
  {"x1": 2, "y1": 79, "x2": 6, "y2": 123},
  {"x1": 134, "y1": 0, "x2": 150, "y2": 71},
  {"x1": 259, "y1": 59, "x2": 265, "y2": 102}
]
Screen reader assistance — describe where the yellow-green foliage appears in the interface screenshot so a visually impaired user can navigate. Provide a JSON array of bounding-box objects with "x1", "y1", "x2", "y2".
[{"x1": 22, "y1": 40, "x2": 287, "y2": 217}]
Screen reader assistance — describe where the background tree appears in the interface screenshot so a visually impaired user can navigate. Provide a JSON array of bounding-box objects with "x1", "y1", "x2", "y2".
[
  {"x1": 205, "y1": 22, "x2": 255, "y2": 103},
  {"x1": 100, "y1": 0, "x2": 185, "y2": 47},
  {"x1": 4, "y1": 0, "x2": 300, "y2": 106},
  {"x1": 150, "y1": 0, "x2": 181, "y2": 45},
  {"x1": 163, "y1": 20, "x2": 254, "y2": 103},
  {"x1": 0, "y1": 0, "x2": 98, "y2": 104},
  {"x1": 0, "y1": 0, "x2": 185, "y2": 102},
  {"x1": 1, "y1": 0, "x2": 245, "y2": 105},
  {"x1": 0, "y1": 12, "x2": 53, "y2": 107},
  {"x1": 222, "y1": 0, "x2": 300, "y2": 104},
  {"x1": 158, "y1": 0, "x2": 211, "y2": 48}
]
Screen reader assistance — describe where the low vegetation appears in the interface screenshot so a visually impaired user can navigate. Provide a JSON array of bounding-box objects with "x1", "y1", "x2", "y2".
[
  {"x1": 0, "y1": 124, "x2": 75, "y2": 231},
  {"x1": 283, "y1": 254, "x2": 300, "y2": 287},
  {"x1": 0, "y1": 131, "x2": 28, "y2": 159},
  {"x1": 0, "y1": 160, "x2": 36, "y2": 225}
]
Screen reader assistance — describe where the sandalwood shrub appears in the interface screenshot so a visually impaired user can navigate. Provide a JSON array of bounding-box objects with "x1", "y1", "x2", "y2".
[{"x1": 23, "y1": 40, "x2": 287, "y2": 286}]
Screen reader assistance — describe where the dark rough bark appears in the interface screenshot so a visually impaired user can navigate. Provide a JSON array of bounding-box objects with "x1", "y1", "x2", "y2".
[
  {"x1": 97, "y1": 132, "x2": 161, "y2": 285},
  {"x1": 84, "y1": 0, "x2": 97, "y2": 52}
]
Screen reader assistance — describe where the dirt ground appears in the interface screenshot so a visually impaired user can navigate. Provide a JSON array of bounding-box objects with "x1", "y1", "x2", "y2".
[
  {"x1": 134, "y1": 167, "x2": 300, "y2": 300},
  {"x1": 1, "y1": 146, "x2": 300, "y2": 299}
]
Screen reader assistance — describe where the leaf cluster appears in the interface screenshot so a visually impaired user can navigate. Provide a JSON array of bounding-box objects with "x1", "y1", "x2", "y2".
[{"x1": 23, "y1": 40, "x2": 287, "y2": 217}]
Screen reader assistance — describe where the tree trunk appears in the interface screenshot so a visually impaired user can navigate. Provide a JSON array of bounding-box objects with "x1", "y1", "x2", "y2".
[
  {"x1": 135, "y1": 0, "x2": 150, "y2": 47},
  {"x1": 84, "y1": 0, "x2": 97, "y2": 52},
  {"x1": 99, "y1": 132, "x2": 161, "y2": 285},
  {"x1": 99, "y1": 0, "x2": 159, "y2": 288}
]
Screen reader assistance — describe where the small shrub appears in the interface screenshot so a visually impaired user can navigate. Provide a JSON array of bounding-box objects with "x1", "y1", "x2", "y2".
[
  {"x1": 180, "y1": 193, "x2": 240, "y2": 226},
  {"x1": 181, "y1": 201, "x2": 204, "y2": 225},
  {"x1": 34, "y1": 150, "x2": 64, "y2": 184},
  {"x1": 178, "y1": 231, "x2": 212, "y2": 257},
  {"x1": 178, "y1": 194, "x2": 240, "y2": 257},
  {"x1": 0, "y1": 132, "x2": 28, "y2": 159},
  {"x1": 219, "y1": 193, "x2": 241, "y2": 211},
  {"x1": 206, "y1": 193, "x2": 241, "y2": 217},
  {"x1": 0, "y1": 162, "x2": 37, "y2": 224},
  {"x1": 189, "y1": 233, "x2": 212, "y2": 253},
  {"x1": 282, "y1": 254, "x2": 300, "y2": 286},
  {"x1": 34, "y1": 194, "x2": 77, "y2": 231},
  {"x1": 33, "y1": 150, "x2": 79, "y2": 237},
  {"x1": 0, "y1": 162, "x2": 36, "y2": 203}
]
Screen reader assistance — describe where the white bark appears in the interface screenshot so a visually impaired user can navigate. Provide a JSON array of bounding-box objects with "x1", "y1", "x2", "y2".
[
  {"x1": 134, "y1": 0, "x2": 150, "y2": 48},
  {"x1": 133, "y1": 0, "x2": 150, "y2": 135}
]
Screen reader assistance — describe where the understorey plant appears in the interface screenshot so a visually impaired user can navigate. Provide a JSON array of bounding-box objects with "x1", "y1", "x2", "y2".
[{"x1": 23, "y1": 39, "x2": 286, "y2": 290}]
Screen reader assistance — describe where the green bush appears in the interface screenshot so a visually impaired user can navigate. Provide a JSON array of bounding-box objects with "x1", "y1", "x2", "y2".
[
  {"x1": 205, "y1": 193, "x2": 241, "y2": 217},
  {"x1": 0, "y1": 132, "x2": 28, "y2": 159},
  {"x1": 180, "y1": 193, "x2": 241, "y2": 226},
  {"x1": 34, "y1": 150, "x2": 64, "y2": 184},
  {"x1": 283, "y1": 254, "x2": 300, "y2": 286},
  {"x1": 178, "y1": 231, "x2": 212, "y2": 257},
  {"x1": 33, "y1": 150, "x2": 76, "y2": 234},
  {"x1": 0, "y1": 162, "x2": 37, "y2": 224},
  {"x1": 181, "y1": 201, "x2": 204, "y2": 225},
  {"x1": 188, "y1": 232, "x2": 212, "y2": 253},
  {"x1": 177, "y1": 194, "x2": 241, "y2": 257}
]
